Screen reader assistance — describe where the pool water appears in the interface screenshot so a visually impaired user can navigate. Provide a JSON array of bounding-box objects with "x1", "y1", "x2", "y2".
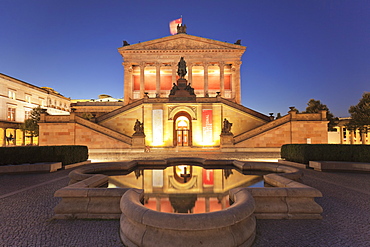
[{"x1": 107, "y1": 165, "x2": 265, "y2": 213}]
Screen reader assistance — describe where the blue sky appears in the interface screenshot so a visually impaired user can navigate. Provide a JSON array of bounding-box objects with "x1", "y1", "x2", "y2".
[{"x1": 1, "y1": 0, "x2": 369, "y2": 117}]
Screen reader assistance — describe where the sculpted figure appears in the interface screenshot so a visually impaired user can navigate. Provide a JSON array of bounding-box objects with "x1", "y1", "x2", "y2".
[
  {"x1": 222, "y1": 118, "x2": 233, "y2": 134},
  {"x1": 134, "y1": 119, "x2": 144, "y2": 133},
  {"x1": 185, "y1": 83, "x2": 195, "y2": 95},
  {"x1": 177, "y1": 24, "x2": 187, "y2": 34},
  {"x1": 177, "y1": 57, "x2": 187, "y2": 78},
  {"x1": 170, "y1": 83, "x2": 179, "y2": 95}
]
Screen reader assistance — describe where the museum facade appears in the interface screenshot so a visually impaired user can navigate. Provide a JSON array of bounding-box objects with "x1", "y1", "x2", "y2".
[{"x1": 38, "y1": 28, "x2": 328, "y2": 150}]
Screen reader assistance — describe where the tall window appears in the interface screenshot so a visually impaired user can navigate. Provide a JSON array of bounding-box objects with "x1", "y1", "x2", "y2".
[
  {"x1": 25, "y1": 94, "x2": 32, "y2": 103},
  {"x1": 7, "y1": 107, "x2": 16, "y2": 121},
  {"x1": 39, "y1": 97, "x2": 45, "y2": 107},
  {"x1": 8, "y1": 90, "x2": 16, "y2": 100},
  {"x1": 25, "y1": 109, "x2": 31, "y2": 119}
]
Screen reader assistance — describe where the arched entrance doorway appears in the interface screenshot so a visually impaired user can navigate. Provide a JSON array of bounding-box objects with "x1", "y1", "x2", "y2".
[{"x1": 173, "y1": 111, "x2": 192, "y2": 147}]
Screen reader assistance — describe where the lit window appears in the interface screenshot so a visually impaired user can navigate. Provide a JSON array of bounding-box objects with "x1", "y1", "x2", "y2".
[
  {"x1": 8, "y1": 90, "x2": 16, "y2": 100},
  {"x1": 39, "y1": 98, "x2": 45, "y2": 107},
  {"x1": 7, "y1": 107, "x2": 16, "y2": 121},
  {"x1": 25, "y1": 109, "x2": 31, "y2": 119},
  {"x1": 25, "y1": 94, "x2": 32, "y2": 103}
]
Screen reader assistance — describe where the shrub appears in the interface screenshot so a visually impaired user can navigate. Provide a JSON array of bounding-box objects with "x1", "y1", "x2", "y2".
[
  {"x1": 281, "y1": 144, "x2": 370, "y2": 164},
  {"x1": 0, "y1": 145, "x2": 88, "y2": 166}
]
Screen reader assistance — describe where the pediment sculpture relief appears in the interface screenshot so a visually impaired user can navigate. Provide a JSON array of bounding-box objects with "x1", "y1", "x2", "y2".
[{"x1": 142, "y1": 39, "x2": 231, "y2": 50}]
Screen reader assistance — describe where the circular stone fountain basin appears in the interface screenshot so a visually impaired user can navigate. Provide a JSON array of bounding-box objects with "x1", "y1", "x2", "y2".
[{"x1": 54, "y1": 157, "x2": 323, "y2": 247}]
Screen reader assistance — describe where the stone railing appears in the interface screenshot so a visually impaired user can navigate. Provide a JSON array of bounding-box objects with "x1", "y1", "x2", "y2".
[
  {"x1": 120, "y1": 187, "x2": 256, "y2": 247},
  {"x1": 75, "y1": 116, "x2": 132, "y2": 145},
  {"x1": 218, "y1": 98, "x2": 271, "y2": 121},
  {"x1": 96, "y1": 99, "x2": 144, "y2": 122},
  {"x1": 234, "y1": 111, "x2": 326, "y2": 144},
  {"x1": 71, "y1": 102, "x2": 124, "y2": 107},
  {"x1": 44, "y1": 115, "x2": 70, "y2": 122}
]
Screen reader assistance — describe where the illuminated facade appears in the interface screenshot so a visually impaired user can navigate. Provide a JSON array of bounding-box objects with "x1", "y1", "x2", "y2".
[
  {"x1": 0, "y1": 73, "x2": 70, "y2": 146},
  {"x1": 329, "y1": 117, "x2": 370, "y2": 144},
  {"x1": 39, "y1": 31, "x2": 329, "y2": 150}
]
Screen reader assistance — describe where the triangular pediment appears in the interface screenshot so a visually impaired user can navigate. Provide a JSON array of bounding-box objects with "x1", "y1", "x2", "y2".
[{"x1": 119, "y1": 34, "x2": 246, "y2": 51}]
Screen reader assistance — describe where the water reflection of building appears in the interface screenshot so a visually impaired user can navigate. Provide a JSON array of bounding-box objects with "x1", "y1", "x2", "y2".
[
  {"x1": 38, "y1": 27, "x2": 329, "y2": 150},
  {"x1": 109, "y1": 166, "x2": 262, "y2": 213}
]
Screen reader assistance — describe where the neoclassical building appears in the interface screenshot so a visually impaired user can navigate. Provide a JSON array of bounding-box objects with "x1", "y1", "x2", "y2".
[
  {"x1": 0, "y1": 73, "x2": 71, "y2": 146},
  {"x1": 38, "y1": 27, "x2": 328, "y2": 150}
]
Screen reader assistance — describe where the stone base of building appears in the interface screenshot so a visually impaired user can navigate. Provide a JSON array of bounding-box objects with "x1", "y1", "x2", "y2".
[
  {"x1": 132, "y1": 133, "x2": 146, "y2": 148},
  {"x1": 220, "y1": 133, "x2": 234, "y2": 147}
]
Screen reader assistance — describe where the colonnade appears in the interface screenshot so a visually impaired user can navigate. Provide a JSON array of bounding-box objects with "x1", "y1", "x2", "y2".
[
  {"x1": 337, "y1": 126, "x2": 369, "y2": 144},
  {"x1": 123, "y1": 61, "x2": 242, "y2": 105},
  {"x1": 0, "y1": 128, "x2": 36, "y2": 146}
]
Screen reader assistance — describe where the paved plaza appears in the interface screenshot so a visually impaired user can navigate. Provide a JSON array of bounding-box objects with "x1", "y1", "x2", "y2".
[{"x1": 0, "y1": 152, "x2": 369, "y2": 247}]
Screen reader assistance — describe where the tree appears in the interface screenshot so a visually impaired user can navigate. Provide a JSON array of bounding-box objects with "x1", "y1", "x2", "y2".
[
  {"x1": 20, "y1": 106, "x2": 42, "y2": 145},
  {"x1": 304, "y1": 99, "x2": 338, "y2": 131},
  {"x1": 347, "y1": 92, "x2": 370, "y2": 136}
]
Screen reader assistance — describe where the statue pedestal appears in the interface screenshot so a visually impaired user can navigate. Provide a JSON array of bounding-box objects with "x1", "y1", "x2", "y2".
[
  {"x1": 169, "y1": 78, "x2": 196, "y2": 102},
  {"x1": 132, "y1": 133, "x2": 146, "y2": 148},
  {"x1": 220, "y1": 133, "x2": 234, "y2": 147}
]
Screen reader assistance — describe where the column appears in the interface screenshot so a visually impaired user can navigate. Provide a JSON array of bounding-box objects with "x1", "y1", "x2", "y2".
[
  {"x1": 2, "y1": 128, "x2": 6, "y2": 146},
  {"x1": 231, "y1": 61, "x2": 242, "y2": 104},
  {"x1": 171, "y1": 62, "x2": 177, "y2": 83},
  {"x1": 22, "y1": 130, "x2": 26, "y2": 146},
  {"x1": 13, "y1": 129, "x2": 16, "y2": 145},
  {"x1": 203, "y1": 62, "x2": 209, "y2": 97},
  {"x1": 205, "y1": 197, "x2": 210, "y2": 213},
  {"x1": 139, "y1": 62, "x2": 146, "y2": 98},
  {"x1": 188, "y1": 62, "x2": 193, "y2": 86},
  {"x1": 218, "y1": 62, "x2": 225, "y2": 96},
  {"x1": 155, "y1": 62, "x2": 161, "y2": 98},
  {"x1": 156, "y1": 197, "x2": 161, "y2": 212},
  {"x1": 361, "y1": 131, "x2": 366, "y2": 144},
  {"x1": 339, "y1": 126, "x2": 344, "y2": 144},
  {"x1": 221, "y1": 196, "x2": 227, "y2": 209},
  {"x1": 350, "y1": 130, "x2": 355, "y2": 144},
  {"x1": 123, "y1": 62, "x2": 133, "y2": 105}
]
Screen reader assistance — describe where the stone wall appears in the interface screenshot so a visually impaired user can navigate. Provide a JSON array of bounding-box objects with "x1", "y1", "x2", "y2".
[
  {"x1": 235, "y1": 110, "x2": 328, "y2": 148},
  {"x1": 39, "y1": 122, "x2": 131, "y2": 149}
]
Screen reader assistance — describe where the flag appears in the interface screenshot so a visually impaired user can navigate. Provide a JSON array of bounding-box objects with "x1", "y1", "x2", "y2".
[{"x1": 169, "y1": 18, "x2": 182, "y2": 35}]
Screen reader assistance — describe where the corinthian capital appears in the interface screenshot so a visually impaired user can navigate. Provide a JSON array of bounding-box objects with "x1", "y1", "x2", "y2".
[
  {"x1": 122, "y1": 62, "x2": 133, "y2": 72},
  {"x1": 218, "y1": 61, "x2": 225, "y2": 68}
]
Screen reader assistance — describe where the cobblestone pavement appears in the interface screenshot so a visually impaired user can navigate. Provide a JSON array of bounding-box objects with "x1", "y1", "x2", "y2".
[{"x1": 1, "y1": 155, "x2": 369, "y2": 247}]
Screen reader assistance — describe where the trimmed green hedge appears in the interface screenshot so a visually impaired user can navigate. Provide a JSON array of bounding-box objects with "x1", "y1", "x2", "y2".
[
  {"x1": 0, "y1": 145, "x2": 88, "y2": 166},
  {"x1": 281, "y1": 144, "x2": 370, "y2": 164}
]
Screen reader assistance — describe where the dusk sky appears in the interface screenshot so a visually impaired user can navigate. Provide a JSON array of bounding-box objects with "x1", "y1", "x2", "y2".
[{"x1": 1, "y1": 0, "x2": 369, "y2": 117}]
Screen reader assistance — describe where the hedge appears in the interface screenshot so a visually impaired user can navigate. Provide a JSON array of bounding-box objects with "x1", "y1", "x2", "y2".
[
  {"x1": 0, "y1": 145, "x2": 88, "y2": 166},
  {"x1": 281, "y1": 144, "x2": 370, "y2": 164}
]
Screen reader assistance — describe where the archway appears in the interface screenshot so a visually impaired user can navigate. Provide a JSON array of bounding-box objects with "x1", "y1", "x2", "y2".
[{"x1": 173, "y1": 111, "x2": 192, "y2": 147}]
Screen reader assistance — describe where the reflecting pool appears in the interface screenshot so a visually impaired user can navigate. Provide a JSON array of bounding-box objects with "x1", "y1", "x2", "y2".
[{"x1": 107, "y1": 165, "x2": 265, "y2": 213}]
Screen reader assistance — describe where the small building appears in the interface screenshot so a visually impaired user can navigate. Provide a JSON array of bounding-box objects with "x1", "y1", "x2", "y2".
[
  {"x1": 329, "y1": 117, "x2": 369, "y2": 144},
  {"x1": 38, "y1": 27, "x2": 328, "y2": 151},
  {"x1": 0, "y1": 73, "x2": 71, "y2": 146}
]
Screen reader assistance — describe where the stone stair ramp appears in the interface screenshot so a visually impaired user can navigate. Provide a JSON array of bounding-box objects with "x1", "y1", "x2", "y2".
[
  {"x1": 234, "y1": 114, "x2": 291, "y2": 144},
  {"x1": 96, "y1": 99, "x2": 144, "y2": 123}
]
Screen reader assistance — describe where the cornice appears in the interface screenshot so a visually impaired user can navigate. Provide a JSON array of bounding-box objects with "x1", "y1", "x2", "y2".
[
  {"x1": 118, "y1": 33, "x2": 246, "y2": 53},
  {"x1": 0, "y1": 73, "x2": 70, "y2": 100}
]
